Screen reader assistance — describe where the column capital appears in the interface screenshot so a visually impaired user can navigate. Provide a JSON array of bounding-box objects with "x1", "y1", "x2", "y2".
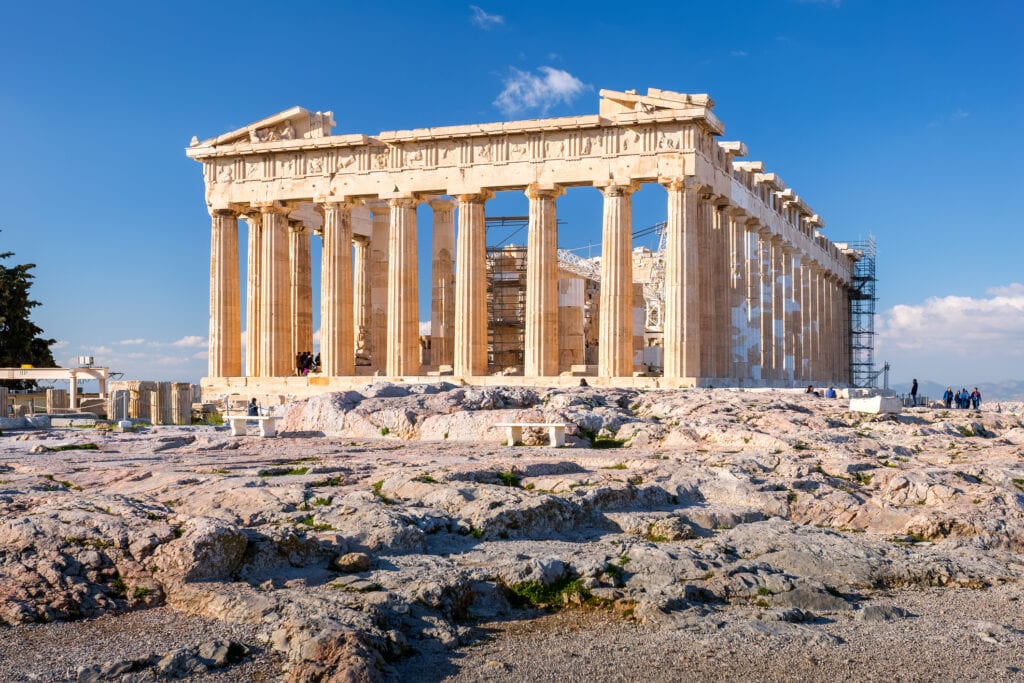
[
  {"x1": 253, "y1": 201, "x2": 289, "y2": 216},
  {"x1": 427, "y1": 197, "x2": 456, "y2": 212},
  {"x1": 595, "y1": 181, "x2": 640, "y2": 197},
  {"x1": 658, "y1": 176, "x2": 708, "y2": 194},
  {"x1": 211, "y1": 207, "x2": 238, "y2": 219},
  {"x1": 288, "y1": 220, "x2": 308, "y2": 234},
  {"x1": 314, "y1": 197, "x2": 359, "y2": 211},
  {"x1": 455, "y1": 190, "x2": 495, "y2": 203},
  {"x1": 524, "y1": 183, "x2": 565, "y2": 200},
  {"x1": 388, "y1": 195, "x2": 421, "y2": 210}
]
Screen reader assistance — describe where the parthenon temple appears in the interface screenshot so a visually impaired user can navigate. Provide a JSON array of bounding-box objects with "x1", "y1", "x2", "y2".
[{"x1": 188, "y1": 87, "x2": 859, "y2": 401}]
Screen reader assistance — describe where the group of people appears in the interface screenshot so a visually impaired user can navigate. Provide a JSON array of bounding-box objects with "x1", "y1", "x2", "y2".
[
  {"x1": 805, "y1": 385, "x2": 838, "y2": 398},
  {"x1": 295, "y1": 351, "x2": 320, "y2": 376},
  {"x1": 943, "y1": 386, "x2": 982, "y2": 410}
]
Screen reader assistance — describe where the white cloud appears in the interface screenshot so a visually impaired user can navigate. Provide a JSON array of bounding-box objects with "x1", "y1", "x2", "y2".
[
  {"x1": 730, "y1": 50, "x2": 748, "y2": 57},
  {"x1": 876, "y1": 284, "x2": 1024, "y2": 381},
  {"x1": 171, "y1": 335, "x2": 207, "y2": 348},
  {"x1": 84, "y1": 345, "x2": 113, "y2": 355},
  {"x1": 117, "y1": 338, "x2": 146, "y2": 345},
  {"x1": 50, "y1": 340, "x2": 69, "y2": 350},
  {"x1": 419, "y1": 320, "x2": 432, "y2": 335},
  {"x1": 494, "y1": 66, "x2": 588, "y2": 117},
  {"x1": 469, "y1": 5, "x2": 504, "y2": 29}
]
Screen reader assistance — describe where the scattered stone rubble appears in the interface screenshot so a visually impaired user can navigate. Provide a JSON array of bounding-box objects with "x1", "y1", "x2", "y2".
[{"x1": 1, "y1": 386, "x2": 1023, "y2": 681}]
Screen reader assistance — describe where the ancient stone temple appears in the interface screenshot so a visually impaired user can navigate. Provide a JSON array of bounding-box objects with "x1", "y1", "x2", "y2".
[{"x1": 188, "y1": 88, "x2": 856, "y2": 402}]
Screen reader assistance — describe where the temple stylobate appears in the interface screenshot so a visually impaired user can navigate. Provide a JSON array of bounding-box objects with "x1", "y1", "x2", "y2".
[{"x1": 189, "y1": 87, "x2": 857, "y2": 402}]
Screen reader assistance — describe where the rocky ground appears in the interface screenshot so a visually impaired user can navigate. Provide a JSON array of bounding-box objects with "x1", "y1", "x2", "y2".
[{"x1": 0, "y1": 384, "x2": 1022, "y2": 682}]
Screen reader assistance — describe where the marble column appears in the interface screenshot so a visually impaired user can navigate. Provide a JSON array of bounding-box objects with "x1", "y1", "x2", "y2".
[
  {"x1": 386, "y1": 197, "x2": 419, "y2": 376},
  {"x1": 524, "y1": 185, "x2": 562, "y2": 377},
  {"x1": 782, "y1": 247, "x2": 797, "y2": 381},
  {"x1": 662, "y1": 179, "x2": 701, "y2": 379},
  {"x1": 744, "y1": 221, "x2": 763, "y2": 380},
  {"x1": 697, "y1": 197, "x2": 716, "y2": 378},
  {"x1": 209, "y1": 209, "x2": 241, "y2": 377},
  {"x1": 726, "y1": 209, "x2": 748, "y2": 379},
  {"x1": 598, "y1": 183, "x2": 637, "y2": 378},
  {"x1": 320, "y1": 202, "x2": 354, "y2": 376},
  {"x1": 796, "y1": 256, "x2": 811, "y2": 382},
  {"x1": 771, "y1": 237, "x2": 786, "y2": 380},
  {"x1": 712, "y1": 201, "x2": 731, "y2": 378},
  {"x1": 454, "y1": 192, "x2": 491, "y2": 377},
  {"x1": 758, "y1": 229, "x2": 775, "y2": 381},
  {"x1": 368, "y1": 203, "x2": 390, "y2": 371},
  {"x1": 243, "y1": 212, "x2": 262, "y2": 377},
  {"x1": 353, "y1": 236, "x2": 371, "y2": 363},
  {"x1": 289, "y1": 222, "x2": 313, "y2": 369},
  {"x1": 429, "y1": 199, "x2": 456, "y2": 370},
  {"x1": 809, "y1": 263, "x2": 822, "y2": 382},
  {"x1": 259, "y1": 205, "x2": 291, "y2": 377}
]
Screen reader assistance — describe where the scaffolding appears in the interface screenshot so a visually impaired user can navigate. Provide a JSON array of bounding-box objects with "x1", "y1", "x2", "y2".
[
  {"x1": 847, "y1": 236, "x2": 878, "y2": 388},
  {"x1": 486, "y1": 217, "x2": 529, "y2": 371}
]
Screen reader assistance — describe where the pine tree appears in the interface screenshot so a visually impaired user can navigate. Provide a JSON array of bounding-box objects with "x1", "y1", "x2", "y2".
[{"x1": 0, "y1": 248, "x2": 57, "y2": 389}]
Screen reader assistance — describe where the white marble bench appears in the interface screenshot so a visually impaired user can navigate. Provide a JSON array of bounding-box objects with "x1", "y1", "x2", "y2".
[
  {"x1": 494, "y1": 422, "x2": 567, "y2": 447},
  {"x1": 227, "y1": 415, "x2": 282, "y2": 437}
]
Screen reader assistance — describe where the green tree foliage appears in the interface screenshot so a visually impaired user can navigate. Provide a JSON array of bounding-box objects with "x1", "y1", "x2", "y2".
[{"x1": 0, "y1": 248, "x2": 57, "y2": 389}]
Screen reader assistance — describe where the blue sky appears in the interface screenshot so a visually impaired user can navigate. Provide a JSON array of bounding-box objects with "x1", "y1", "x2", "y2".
[{"x1": 1, "y1": 0, "x2": 1021, "y2": 385}]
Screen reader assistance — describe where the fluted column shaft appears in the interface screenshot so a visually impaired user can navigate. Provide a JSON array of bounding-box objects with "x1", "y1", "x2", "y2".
[
  {"x1": 353, "y1": 236, "x2": 371, "y2": 359},
  {"x1": 524, "y1": 185, "x2": 562, "y2": 377},
  {"x1": 454, "y1": 193, "x2": 491, "y2": 377},
  {"x1": 368, "y1": 204, "x2": 390, "y2": 371},
  {"x1": 209, "y1": 209, "x2": 241, "y2": 377},
  {"x1": 782, "y1": 247, "x2": 796, "y2": 382},
  {"x1": 712, "y1": 203, "x2": 730, "y2": 378},
  {"x1": 743, "y1": 222, "x2": 762, "y2": 380},
  {"x1": 770, "y1": 238, "x2": 786, "y2": 380},
  {"x1": 662, "y1": 179, "x2": 701, "y2": 379},
  {"x1": 796, "y1": 257, "x2": 810, "y2": 382},
  {"x1": 244, "y1": 213, "x2": 262, "y2": 377},
  {"x1": 386, "y1": 197, "x2": 419, "y2": 376},
  {"x1": 697, "y1": 198, "x2": 716, "y2": 377},
  {"x1": 598, "y1": 184, "x2": 636, "y2": 378},
  {"x1": 758, "y1": 230, "x2": 775, "y2": 381},
  {"x1": 258, "y1": 206, "x2": 291, "y2": 376},
  {"x1": 726, "y1": 210, "x2": 748, "y2": 379},
  {"x1": 289, "y1": 222, "x2": 313, "y2": 367},
  {"x1": 429, "y1": 199, "x2": 456, "y2": 369},
  {"x1": 810, "y1": 264, "x2": 823, "y2": 381},
  {"x1": 320, "y1": 202, "x2": 355, "y2": 376}
]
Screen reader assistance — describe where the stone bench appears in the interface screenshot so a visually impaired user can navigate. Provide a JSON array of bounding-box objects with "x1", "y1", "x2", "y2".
[
  {"x1": 227, "y1": 415, "x2": 282, "y2": 437},
  {"x1": 494, "y1": 422, "x2": 567, "y2": 447}
]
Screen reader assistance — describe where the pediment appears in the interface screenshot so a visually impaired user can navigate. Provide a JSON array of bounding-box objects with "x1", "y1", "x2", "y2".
[{"x1": 190, "y1": 107, "x2": 335, "y2": 149}]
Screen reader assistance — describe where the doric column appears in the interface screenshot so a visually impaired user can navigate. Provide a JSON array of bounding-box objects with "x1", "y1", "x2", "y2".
[
  {"x1": 429, "y1": 199, "x2": 456, "y2": 370},
  {"x1": 758, "y1": 228, "x2": 775, "y2": 381},
  {"x1": 743, "y1": 220, "x2": 763, "y2": 380},
  {"x1": 320, "y1": 201, "x2": 355, "y2": 376},
  {"x1": 368, "y1": 202, "x2": 390, "y2": 371},
  {"x1": 712, "y1": 200, "x2": 731, "y2": 378},
  {"x1": 209, "y1": 209, "x2": 241, "y2": 377},
  {"x1": 809, "y1": 262, "x2": 823, "y2": 382},
  {"x1": 243, "y1": 212, "x2": 262, "y2": 377},
  {"x1": 770, "y1": 237, "x2": 786, "y2": 380},
  {"x1": 839, "y1": 280, "x2": 850, "y2": 384},
  {"x1": 289, "y1": 221, "x2": 313, "y2": 369},
  {"x1": 697, "y1": 196, "x2": 717, "y2": 378},
  {"x1": 726, "y1": 209, "x2": 748, "y2": 379},
  {"x1": 796, "y1": 256, "x2": 811, "y2": 382},
  {"x1": 781, "y1": 246, "x2": 797, "y2": 382},
  {"x1": 258, "y1": 204, "x2": 291, "y2": 376},
  {"x1": 386, "y1": 197, "x2": 420, "y2": 376},
  {"x1": 597, "y1": 183, "x2": 637, "y2": 378},
  {"x1": 353, "y1": 236, "x2": 371, "y2": 363},
  {"x1": 524, "y1": 184, "x2": 563, "y2": 377},
  {"x1": 454, "y1": 192, "x2": 492, "y2": 377},
  {"x1": 662, "y1": 178, "x2": 701, "y2": 379}
]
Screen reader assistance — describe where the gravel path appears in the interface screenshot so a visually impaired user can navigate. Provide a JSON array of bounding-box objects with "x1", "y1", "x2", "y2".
[
  {"x1": 395, "y1": 585, "x2": 1024, "y2": 682},
  {"x1": 0, "y1": 606, "x2": 282, "y2": 681}
]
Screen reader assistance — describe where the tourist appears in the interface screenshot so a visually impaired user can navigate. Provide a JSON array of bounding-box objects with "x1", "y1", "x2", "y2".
[
  {"x1": 805, "y1": 385, "x2": 816, "y2": 394},
  {"x1": 960, "y1": 388, "x2": 970, "y2": 409},
  {"x1": 971, "y1": 387, "x2": 981, "y2": 410},
  {"x1": 247, "y1": 398, "x2": 259, "y2": 417},
  {"x1": 910, "y1": 379, "x2": 918, "y2": 407},
  {"x1": 824, "y1": 386, "x2": 837, "y2": 399},
  {"x1": 954, "y1": 388, "x2": 963, "y2": 409},
  {"x1": 579, "y1": 377, "x2": 589, "y2": 387},
  {"x1": 943, "y1": 387, "x2": 953, "y2": 409}
]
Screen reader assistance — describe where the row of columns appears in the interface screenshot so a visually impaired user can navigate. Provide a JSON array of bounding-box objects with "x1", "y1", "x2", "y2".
[{"x1": 208, "y1": 179, "x2": 850, "y2": 383}]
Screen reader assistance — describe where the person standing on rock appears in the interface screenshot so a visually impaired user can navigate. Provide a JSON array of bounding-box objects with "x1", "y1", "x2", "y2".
[
  {"x1": 971, "y1": 387, "x2": 982, "y2": 410},
  {"x1": 910, "y1": 379, "x2": 919, "y2": 407},
  {"x1": 943, "y1": 387, "x2": 954, "y2": 409}
]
